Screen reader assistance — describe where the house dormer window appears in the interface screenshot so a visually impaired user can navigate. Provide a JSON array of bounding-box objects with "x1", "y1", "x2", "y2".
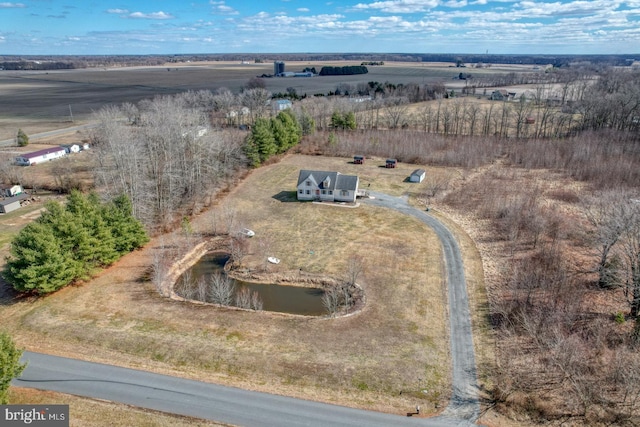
[{"x1": 306, "y1": 180, "x2": 311, "y2": 186}]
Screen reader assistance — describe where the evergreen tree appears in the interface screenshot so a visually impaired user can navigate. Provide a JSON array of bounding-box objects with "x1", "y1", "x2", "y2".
[
  {"x1": 3, "y1": 192, "x2": 149, "y2": 294},
  {"x1": 3, "y1": 221, "x2": 81, "y2": 293},
  {"x1": 275, "y1": 109, "x2": 302, "y2": 149},
  {"x1": 344, "y1": 111, "x2": 357, "y2": 130},
  {"x1": 331, "y1": 111, "x2": 345, "y2": 129},
  {"x1": 271, "y1": 116, "x2": 288, "y2": 154},
  {"x1": 243, "y1": 132, "x2": 262, "y2": 167},
  {"x1": 0, "y1": 332, "x2": 26, "y2": 404},
  {"x1": 102, "y1": 194, "x2": 149, "y2": 253},
  {"x1": 244, "y1": 118, "x2": 276, "y2": 166},
  {"x1": 16, "y1": 129, "x2": 29, "y2": 147},
  {"x1": 65, "y1": 191, "x2": 119, "y2": 267}
]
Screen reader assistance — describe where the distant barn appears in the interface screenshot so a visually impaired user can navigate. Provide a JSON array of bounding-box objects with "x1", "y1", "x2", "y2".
[
  {"x1": 353, "y1": 155, "x2": 365, "y2": 164},
  {"x1": 385, "y1": 158, "x2": 397, "y2": 168}
]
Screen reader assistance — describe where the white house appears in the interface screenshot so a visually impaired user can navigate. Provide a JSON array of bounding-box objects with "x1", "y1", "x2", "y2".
[
  {"x1": 409, "y1": 169, "x2": 426, "y2": 183},
  {"x1": 297, "y1": 170, "x2": 359, "y2": 203},
  {"x1": 15, "y1": 146, "x2": 67, "y2": 166},
  {"x1": 272, "y1": 99, "x2": 292, "y2": 112}
]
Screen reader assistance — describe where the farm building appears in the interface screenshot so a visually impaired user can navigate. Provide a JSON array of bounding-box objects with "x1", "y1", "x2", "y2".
[
  {"x1": 353, "y1": 155, "x2": 365, "y2": 164},
  {"x1": 410, "y1": 169, "x2": 426, "y2": 183},
  {"x1": 385, "y1": 158, "x2": 397, "y2": 168},
  {"x1": 0, "y1": 194, "x2": 29, "y2": 214},
  {"x1": 297, "y1": 170, "x2": 359, "y2": 203},
  {"x1": 0, "y1": 184, "x2": 23, "y2": 197},
  {"x1": 15, "y1": 146, "x2": 67, "y2": 166}
]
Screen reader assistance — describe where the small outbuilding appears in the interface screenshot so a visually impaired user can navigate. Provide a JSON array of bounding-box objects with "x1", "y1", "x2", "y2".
[
  {"x1": 353, "y1": 155, "x2": 365, "y2": 164},
  {"x1": 385, "y1": 158, "x2": 397, "y2": 168},
  {"x1": 409, "y1": 169, "x2": 426, "y2": 183},
  {"x1": 0, "y1": 194, "x2": 29, "y2": 214},
  {"x1": 61, "y1": 144, "x2": 81, "y2": 154},
  {"x1": 0, "y1": 184, "x2": 23, "y2": 197}
]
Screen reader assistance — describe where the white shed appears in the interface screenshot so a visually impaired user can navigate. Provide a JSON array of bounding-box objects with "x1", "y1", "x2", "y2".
[{"x1": 409, "y1": 169, "x2": 426, "y2": 183}]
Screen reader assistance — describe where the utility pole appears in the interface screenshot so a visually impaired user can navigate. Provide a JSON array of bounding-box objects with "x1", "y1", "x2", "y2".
[{"x1": 68, "y1": 104, "x2": 74, "y2": 122}]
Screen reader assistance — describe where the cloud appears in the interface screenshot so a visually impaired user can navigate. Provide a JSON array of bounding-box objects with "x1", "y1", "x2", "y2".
[
  {"x1": 107, "y1": 9, "x2": 129, "y2": 14},
  {"x1": 128, "y1": 11, "x2": 174, "y2": 20},
  {"x1": 445, "y1": 0, "x2": 468, "y2": 7},
  {"x1": 297, "y1": 8, "x2": 310, "y2": 12},
  {"x1": 352, "y1": 0, "x2": 439, "y2": 13},
  {"x1": 0, "y1": 2, "x2": 26, "y2": 8},
  {"x1": 210, "y1": 0, "x2": 238, "y2": 15}
]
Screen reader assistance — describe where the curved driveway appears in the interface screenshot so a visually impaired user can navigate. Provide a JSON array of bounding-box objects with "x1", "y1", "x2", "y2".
[
  {"x1": 363, "y1": 191, "x2": 481, "y2": 423},
  {"x1": 14, "y1": 191, "x2": 481, "y2": 426}
]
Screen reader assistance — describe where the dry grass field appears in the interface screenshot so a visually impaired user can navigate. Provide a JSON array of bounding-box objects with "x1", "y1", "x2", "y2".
[
  {"x1": 0, "y1": 60, "x2": 538, "y2": 140},
  {"x1": 0, "y1": 154, "x2": 492, "y2": 422}
]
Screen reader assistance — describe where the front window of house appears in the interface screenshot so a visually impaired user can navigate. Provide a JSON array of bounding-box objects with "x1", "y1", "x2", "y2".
[
  {"x1": 306, "y1": 180, "x2": 311, "y2": 186},
  {"x1": 341, "y1": 190, "x2": 348, "y2": 196},
  {"x1": 306, "y1": 190, "x2": 310, "y2": 195},
  {"x1": 298, "y1": 189, "x2": 303, "y2": 194},
  {"x1": 322, "y1": 190, "x2": 326, "y2": 195}
]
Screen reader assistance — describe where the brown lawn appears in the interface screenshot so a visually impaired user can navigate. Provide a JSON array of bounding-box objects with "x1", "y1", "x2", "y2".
[{"x1": 1, "y1": 154, "x2": 485, "y2": 419}]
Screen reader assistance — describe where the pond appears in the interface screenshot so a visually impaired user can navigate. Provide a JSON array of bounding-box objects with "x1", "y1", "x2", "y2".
[{"x1": 176, "y1": 252, "x2": 327, "y2": 316}]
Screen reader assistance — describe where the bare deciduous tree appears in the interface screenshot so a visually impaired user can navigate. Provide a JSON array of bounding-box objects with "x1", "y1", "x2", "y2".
[
  {"x1": 235, "y1": 286, "x2": 252, "y2": 309},
  {"x1": 322, "y1": 285, "x2": 341, "y2": 317},
  {"x1": 208, "y1": 272, "x2": 235, "y2": 306},
  {"x1": 344, "y1": 254, "x2": 364, "y2": 286}
]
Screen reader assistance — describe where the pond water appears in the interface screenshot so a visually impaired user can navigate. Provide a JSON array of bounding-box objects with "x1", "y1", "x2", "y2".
[{"x1": 176, "y1": 252, "x2": 327, "y2": 316}]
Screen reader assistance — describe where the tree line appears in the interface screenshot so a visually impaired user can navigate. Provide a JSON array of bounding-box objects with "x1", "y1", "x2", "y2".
[
  {"x1": 3, "y1": 191, "x2": 148, "y2": 294},
  {"x1": 318, "y1": 65, "x2": 368, "y2": 76}
]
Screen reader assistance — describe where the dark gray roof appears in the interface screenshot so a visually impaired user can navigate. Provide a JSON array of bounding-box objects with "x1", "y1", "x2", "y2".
[
  {"x1": 0, "y1": 193, "x2": 29, "y2": 207},
  {"x1": 297, "y1": 170, "x2": 358, "y2": 191},
  {"x1": 411, "y1": 169, "x2": 426, "y2": 176}
]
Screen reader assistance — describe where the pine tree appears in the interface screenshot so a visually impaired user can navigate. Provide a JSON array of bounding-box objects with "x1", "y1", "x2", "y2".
[
  {"x1": 64, "y1": 191, "x2": 119, "y2": 267},
  {"x1": 102, "y1": 194, "x2": 149, "y2": 254},
  {"x1": 3, "y1": 221, "x2": 81, "y2": 293},
  {"x1": 252, "y1": 118, "x2": 276, "y2": 163},
  {"x1": 0, "y1": 332, "x2": 27, "y2": 404},
  {"x1": 16, "y1": 129, "x2": 29, "y2": 147}
]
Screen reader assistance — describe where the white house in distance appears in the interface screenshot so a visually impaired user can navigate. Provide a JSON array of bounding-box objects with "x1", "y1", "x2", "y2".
[
  {"x1": 297, "y1": 170, "x2": 359, "y2": 203},
  {"x1": 15, "y1": 146, "x2": 67, "y2": 166},
  {"x1": 272, "y1": 99, "x2": 292, "y2": 112}
]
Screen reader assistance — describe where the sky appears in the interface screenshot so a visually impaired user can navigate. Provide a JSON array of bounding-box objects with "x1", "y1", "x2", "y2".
[{"x1": 1, "y1": 0, "x2": 639, "y2": 55}]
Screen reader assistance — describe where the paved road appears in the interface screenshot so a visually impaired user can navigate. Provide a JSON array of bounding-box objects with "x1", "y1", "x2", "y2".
[
  {"x1": 17, "y1": 351, "x2": 473, "y2": 427},
  {"x1": 0, "y1": 123, "x2": 96, "y2": 147},
  {"x1": 13, "y1": 191, "x2": 481, "y2": 427}
]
